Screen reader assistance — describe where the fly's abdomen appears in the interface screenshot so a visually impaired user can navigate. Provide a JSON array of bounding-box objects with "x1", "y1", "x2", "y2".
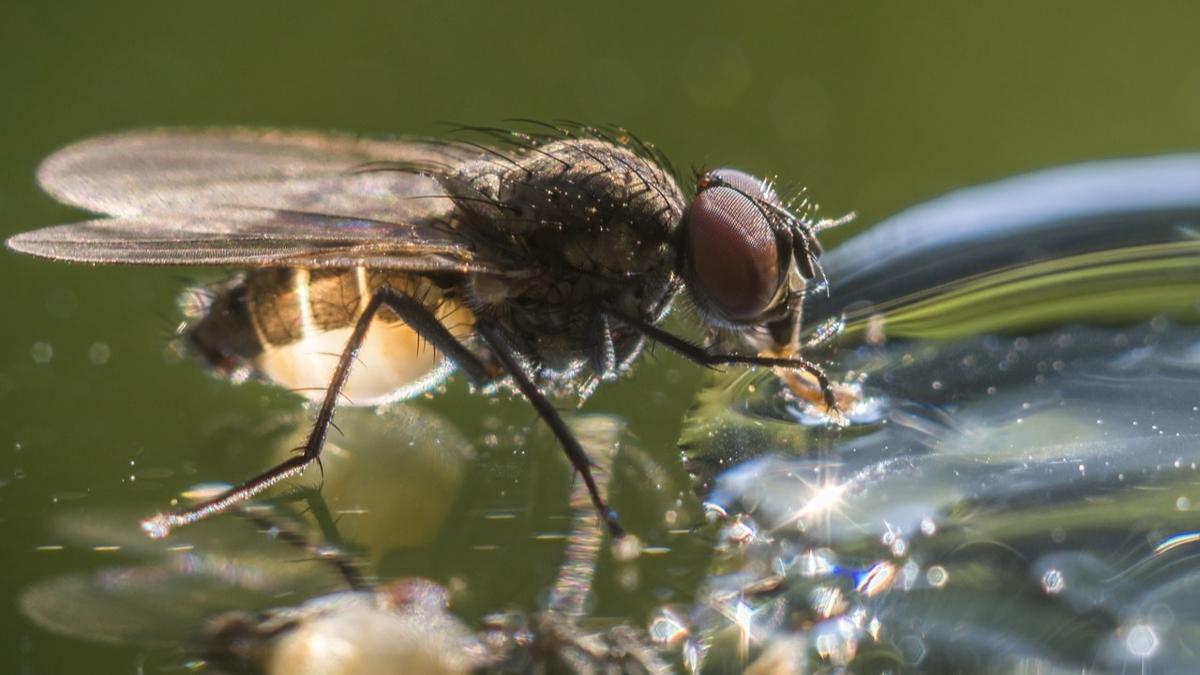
[{"x1": 185, "y1": 268, "x2": 473, "y2": 405}]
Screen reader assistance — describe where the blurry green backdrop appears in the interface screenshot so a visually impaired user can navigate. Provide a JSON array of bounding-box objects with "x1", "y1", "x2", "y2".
[{"x1": 2, "y1": 2, "x2": 1199, "y2": 672}]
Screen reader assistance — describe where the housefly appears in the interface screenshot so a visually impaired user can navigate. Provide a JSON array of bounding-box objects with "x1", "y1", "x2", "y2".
[{"x1": 5, "y1": 123, "x2": 849, "y2": 541}]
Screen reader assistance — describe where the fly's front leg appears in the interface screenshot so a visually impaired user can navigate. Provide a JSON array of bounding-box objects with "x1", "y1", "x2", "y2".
[
  {"x1": 613, "y1": 312, "x2": 852, "y2": 423},
  {"x1": 141, "y1": 286, "x2": 496, "y2": 539}
]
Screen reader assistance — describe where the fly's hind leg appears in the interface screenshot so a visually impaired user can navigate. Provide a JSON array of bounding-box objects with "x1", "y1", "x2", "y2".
[
  {"x1": 142, "y1": 287, "x2": 628, "y2": 542},
  {"x1": 141, "y1": 287, "x2": 495, "y2": 539}
]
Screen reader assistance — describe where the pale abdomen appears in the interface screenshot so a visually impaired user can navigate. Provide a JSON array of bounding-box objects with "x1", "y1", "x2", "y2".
[{"x1": 185, "y1": 268, "x2": 474, "y2": 405}]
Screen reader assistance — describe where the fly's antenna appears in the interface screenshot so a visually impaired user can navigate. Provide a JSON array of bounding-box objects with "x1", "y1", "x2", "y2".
[{"x1": 813, "y1": 210, "x2": 857, "y2": 233}]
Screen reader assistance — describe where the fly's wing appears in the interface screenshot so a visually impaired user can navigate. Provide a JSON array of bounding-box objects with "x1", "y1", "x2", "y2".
[
  {"x1": 7, "y1": 128, "x2": 505, "y2": 273},
  {"x1": 807, "y1": 154, "x2": 1200, "y2": 341},
  {"x1": 19, "y1": 507, "x2": 346, "y2": 647},
  {"x1": 8, "y1": 208, "x2": 494, "y2": 270},
  {"x1": 21, "y1": 570, "x2": 281, "y2": 647}
]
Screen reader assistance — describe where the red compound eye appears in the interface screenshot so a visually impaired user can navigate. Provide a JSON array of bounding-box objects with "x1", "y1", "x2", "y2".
[{"x1": 684, "y1": 170, "x2": 782, "y2": 322}]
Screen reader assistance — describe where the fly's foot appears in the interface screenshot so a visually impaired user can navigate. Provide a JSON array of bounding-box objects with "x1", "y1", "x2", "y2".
[{"x1": 776, "y1": 367, "x2": 857, "y2": 427}]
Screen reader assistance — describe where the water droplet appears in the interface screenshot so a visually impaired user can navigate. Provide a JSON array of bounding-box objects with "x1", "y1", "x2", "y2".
[
  {"x1": 682, "y1": 638, "x2": 708, "y2": 674},
  {"x1": 1125, "y1": 624, "x2": 1158, "y2": 657},
  {"x1": 702, "y1": 502, "x2": 728, "y2": 522},
  {"x1": 855, "y1": 561, "x2": 897, "y2": 597},
  {"x1": 88, "y1": 342, "x2": 111, "y2": 365},
  {"x1": 900, "y1": 560, "x2": 921, "y2": 591},
  {"x1": 648, "y1": 607, "x2": 689, "y2": 646},
  {"x1": 722, "y1": 515, "x2": 759, "y2": 545},
  {"x1": 812, "y1": 617, "x2": 859, "y2": 665},
  {"x1": 31, "y1": 342, "x2": 53, "y2": 364},
  {"x1": 1041, "y1": 568, "x2": 1065, "y2": 595},
  {"x1": 797, "y1": 548, "x2": 836, "y2": 577},
  {"x1": 810, "y1": 585, "x2": 846, "y2": 618},
  {"x1": 612, "y1": 534, "x2": 642, "y2": 561},
  {"x1": 925, "y1": 565, "x2": 948, "y2": 588}
]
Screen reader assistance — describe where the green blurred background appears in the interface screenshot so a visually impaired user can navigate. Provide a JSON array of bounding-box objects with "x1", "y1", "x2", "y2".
[{"x1": 2, "y1": 2, "x2": 1199, "y2": 672}]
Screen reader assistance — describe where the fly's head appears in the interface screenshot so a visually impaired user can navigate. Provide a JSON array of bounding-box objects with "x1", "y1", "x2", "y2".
[{"x1": 680, "y1": 168, "x2": 850, "y2": 354}]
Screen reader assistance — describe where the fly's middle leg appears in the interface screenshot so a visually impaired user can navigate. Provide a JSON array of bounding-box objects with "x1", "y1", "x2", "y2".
[{"x1": 477, "y1": 322, "x2": 626, "y2": 539}]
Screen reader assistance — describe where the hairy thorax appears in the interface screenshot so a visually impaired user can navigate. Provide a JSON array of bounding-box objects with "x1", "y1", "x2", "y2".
[{"x1": 447, "y1": 138, "x2": 686, "y2": 375}]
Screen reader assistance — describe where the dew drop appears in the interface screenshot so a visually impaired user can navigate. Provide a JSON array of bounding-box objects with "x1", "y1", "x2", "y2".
[
  {"x1": 1125, "y1": 624, "x2": 1159, "y2": 657},
  {"x1": 1041, "y1": 568, "x2": 1065, "y2": 595},
  {"x1": 612, "y1": 533, "x2": 643, "y2": 561},
  {"x1": 88, "y1": 342, "x2": 111, "y2": 365},
  {"x1": 648, "y1": 607, "x2": 689, "y2": 646},
  {"x1": 925, "y1": 565, "x2": 948, "y2": 588},
  {"x1": 31, "y1": 342, "x2": 53, "y2": 364}
]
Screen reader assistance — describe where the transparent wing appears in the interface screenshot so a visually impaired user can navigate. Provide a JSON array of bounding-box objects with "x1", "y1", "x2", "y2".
[
  {"x1": 35, "y1": 127, "x2": 480, "y2": 217},
  {"x1": 19, "y1": 507, "x2": 345, "y2": 647},
  {"x1": 8, "y1": 128, "x2": 504, "y2": 272},
  {"x1": 7, "y1": 207, "x2": 500, "y2": 271},
  {"x1": 21, "y1": 569, "x2": 280, "y2": 647}
]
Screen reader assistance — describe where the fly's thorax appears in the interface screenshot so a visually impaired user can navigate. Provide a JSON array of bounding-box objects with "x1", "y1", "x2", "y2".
[
  {"x1": 447, "y1": 138, "x2": 683, "y2": 283},
  {"x1": 449, "y1": 138, "x2": 685, "y2": 372},
  {"x1": 183, "y1": 268, "x2": 474, "y2": 405}
]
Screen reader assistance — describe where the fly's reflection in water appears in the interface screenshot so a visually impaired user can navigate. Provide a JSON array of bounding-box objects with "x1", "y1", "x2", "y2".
[
  {"x1": 6, "y1": 124, "x2": 851, "y2": 540},
  {"x1": 20, "y1": 412, "x2": 669, "y2": 674}
]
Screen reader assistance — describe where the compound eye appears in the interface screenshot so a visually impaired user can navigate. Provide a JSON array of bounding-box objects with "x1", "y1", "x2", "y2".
[
  {"x1": 708, "y1": 168, "x2": 777, "y2": 202},
  {"x1": 685, "y1": 177, "x2": 781, "y2": 322}
]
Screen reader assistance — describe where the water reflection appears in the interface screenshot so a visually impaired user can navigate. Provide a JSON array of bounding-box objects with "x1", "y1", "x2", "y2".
[
  {"x1": 680, "y1": 322, "x2": 1200, "y2": 671},
  {"x1": 19, "y1": 410, "x2": 676, "y2": 673},
  {"x1": 265, "y1": 404, "x2": 474, "y2": 555}
]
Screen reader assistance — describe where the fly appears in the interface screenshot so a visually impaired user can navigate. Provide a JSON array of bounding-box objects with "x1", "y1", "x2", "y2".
[{"x1": 5, "y1": 123, "x2": 850, "y2": 542}]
